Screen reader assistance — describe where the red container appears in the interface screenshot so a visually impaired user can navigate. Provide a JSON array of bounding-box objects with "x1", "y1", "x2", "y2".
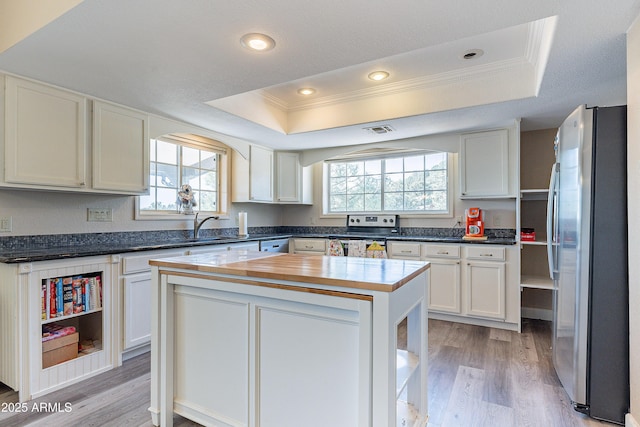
[{"x1": 521, "y1": 228, "x2": 536, "y2": 241}]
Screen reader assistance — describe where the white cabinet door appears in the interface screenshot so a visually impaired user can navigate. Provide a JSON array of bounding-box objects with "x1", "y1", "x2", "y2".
[
  {"x1": 4, "y1": 76, "x2": 87, "y2": 188},
  {"x1": 427, "y1": 259, "x2": 461, "y2": 314},
  {"x1": 92, "y1": 101, "x2": 149, "y2": 194},
  {"x1": 460, "y1": 129, "x2": 510, "y2": 198},
  {"x1": 249, "y1": 145, "x2": 274, "y2": 202},
  {"x1": 123, "y1": 272, "x2": 152, "y2": 349},
  {"x1": 465, "y1": 260, "x2": 506, "y2": 319},
  {"x1": 276, "y1": 151, "x2": 300, "y2": 202}
]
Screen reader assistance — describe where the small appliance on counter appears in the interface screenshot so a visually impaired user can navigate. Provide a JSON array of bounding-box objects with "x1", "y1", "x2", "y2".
[{"x1": 463, "y1": 207, "x2": 487, "y2": 240}]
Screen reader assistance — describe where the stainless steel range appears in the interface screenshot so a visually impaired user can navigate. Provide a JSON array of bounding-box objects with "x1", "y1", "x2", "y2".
[
  {"x1": 332, "y1": 215, "x2": 399, "y2": 256},
  {"x1": 345, "y1": 214, "x2": 400, "y2": 237}
]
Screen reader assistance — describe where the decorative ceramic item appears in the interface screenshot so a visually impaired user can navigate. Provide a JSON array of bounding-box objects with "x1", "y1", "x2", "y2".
[{"x1": 178, "y1": 184, "x2": 197, "y2": 214}]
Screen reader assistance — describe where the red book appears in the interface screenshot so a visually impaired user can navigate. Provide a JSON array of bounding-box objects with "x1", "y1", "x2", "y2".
[{"x1": 49, "y1": 279, "x2": 57, "y2": 318}]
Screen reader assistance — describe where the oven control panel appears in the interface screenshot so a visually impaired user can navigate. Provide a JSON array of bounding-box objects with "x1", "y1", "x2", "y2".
[{"x1": 346, "y1": 214, "x2": 398, "y2": 228}]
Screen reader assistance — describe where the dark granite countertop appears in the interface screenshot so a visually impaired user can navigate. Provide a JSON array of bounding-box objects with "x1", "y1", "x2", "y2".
[
  {"x1": 0, "y1": 228, "x2": 516, "y2": 264},
  {"x1": 0, "y1": 234, "x2": 293, "y2": 264}
]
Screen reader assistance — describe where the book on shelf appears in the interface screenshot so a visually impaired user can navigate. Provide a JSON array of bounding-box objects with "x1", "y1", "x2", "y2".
[
  {"x1": 55, "y1": 278, "x2": 63, "y2": 318},
  {"x1": 41, "y1": 282, "x2": 46, "y2": 320},
  {"x1": 63, "y1": 277, "x2": 73, "y2": 316},
  {"x1": 49, "y1": 279, "x2": 57, "y2": 319},
  {"x1": 72, "y1": 276, "x2": 84, "y2": 313}
]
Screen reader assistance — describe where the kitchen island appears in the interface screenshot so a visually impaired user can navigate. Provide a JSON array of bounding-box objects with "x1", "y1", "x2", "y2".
[{"x1": 149, "y1": 250, "x2": 430, "y2": 427}]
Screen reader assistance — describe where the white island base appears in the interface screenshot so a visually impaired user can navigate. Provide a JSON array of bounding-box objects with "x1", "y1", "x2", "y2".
[{"x1": 149, "y1": 251, "x2": 429, "y2": 427}]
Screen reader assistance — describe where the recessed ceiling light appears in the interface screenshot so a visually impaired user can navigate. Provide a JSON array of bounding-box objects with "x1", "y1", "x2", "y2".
[
  {"x1": 368, "y1": 71, "x2": 389, "y2": 81},
  {"x1": 461, "y1": 49, "x2": 484, "y2": 60},
  {"x1": 240, "y1": 33, "x2": 276, "y2": 52},
  {"x1": 297, "y1": 88, "x2": 316, "y2": 96}
]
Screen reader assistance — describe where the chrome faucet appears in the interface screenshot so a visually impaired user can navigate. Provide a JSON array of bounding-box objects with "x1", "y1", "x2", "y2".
[{"x1": 193, "y1": 212, "x2": 219, "y2": 239}]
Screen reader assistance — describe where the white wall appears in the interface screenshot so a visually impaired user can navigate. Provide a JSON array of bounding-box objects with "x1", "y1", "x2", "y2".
[
  {"x1": 626, "y1": 14, "x2": 640, "y2": 427},
  {"x1": 0, "y1": 188, "x2": 282, "y2": 236}
]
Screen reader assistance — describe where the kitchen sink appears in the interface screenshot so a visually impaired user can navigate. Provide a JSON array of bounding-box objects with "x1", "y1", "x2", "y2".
[{"x1": 181, "y1": 237, "x2": 225, "y2": 243}]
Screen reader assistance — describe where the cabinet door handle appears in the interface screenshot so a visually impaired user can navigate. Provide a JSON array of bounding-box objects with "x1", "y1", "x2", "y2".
[
  {"x1": 437, "y1": 251, "x2": 449, "y2": 255},
  {"x1": 401, "y1": 250, "x2": 413, "y2": 253},
  {"x1": 304, "y1": 245, "x2": 313, "y2": 249},
  {"x1": 480, "y1": 253, "x2": 493, "y2": 257}
]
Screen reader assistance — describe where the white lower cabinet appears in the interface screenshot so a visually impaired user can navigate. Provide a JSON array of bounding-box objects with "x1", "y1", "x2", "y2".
[
  {"x1": 0, "y1": 255, "x2": 119, "y2": 402},
  {"x1": 465, "y1": 261, "x2": 506, "y2": 320},
  {"x1": 427, "y1": 260, "x2": 461, "y2": 314},
  {"x1": 464, "y1": 246, "x2": 506, "y2": 320},
  {"x1": 120, "y1": 250, "x2": 184, "y2": 354},
  {"x1": 388, "y1": 241, "x2": 518, "y2": 330},
  {"x1": 121, "y1": 243, "x2": 260, "y2": 355},
  {"x1": 123, "y1": 272, "x2": 152, "y2": 350},
  {"x1": 423, "y1": 244, "x2": 461, "y2": 314}
]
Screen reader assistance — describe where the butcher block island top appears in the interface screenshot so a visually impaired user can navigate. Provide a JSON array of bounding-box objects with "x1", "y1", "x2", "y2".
[
  {"x1": 148, "y1": 250, "x2": 430, "y2": 292},
  {"x1": 149, "y1": 250, "x2": 430, "y2": 427}
]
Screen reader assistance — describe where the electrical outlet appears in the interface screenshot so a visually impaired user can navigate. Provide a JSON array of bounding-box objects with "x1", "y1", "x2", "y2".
[
  {"x1": 0, "y1": 216, "x2": 12, "y2": 232},
  {"x1": 455, "y1": 216, "x2": 462, "y2": 224},
  {"x1": 493, "y1": 214, "x2": 502, "y2": 227},
  {"x1": 87, "y1": 208, "x2": 113, "y2": 222}
]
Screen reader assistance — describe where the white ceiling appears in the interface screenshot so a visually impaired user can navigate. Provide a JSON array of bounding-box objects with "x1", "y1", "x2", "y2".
[{"x1": 0, "y1": 0, "x2": 638, "y2": 151}]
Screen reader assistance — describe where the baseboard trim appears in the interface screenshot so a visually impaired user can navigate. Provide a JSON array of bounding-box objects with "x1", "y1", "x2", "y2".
[
  {"x1": 122, "y1": 343, "x2": 150, "y2": 361},
  {"x1": 521, "y1": 307, "x2": 553, "y2": 321},
  {"x1": 627, "y1": 413, "x2": 640, "y2": 427}
]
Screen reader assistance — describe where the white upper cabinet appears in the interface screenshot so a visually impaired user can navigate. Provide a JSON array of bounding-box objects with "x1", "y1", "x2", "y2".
[
  {"x1": 4, "y1": 76, "x2": 88, "y2": 188},
  {"x1": 2, "y1": 75, "x2": 150, "y2": 195},
  {"x1": 276, "y1": 151, "x2": 300, "y2": 202},
  {"x1": 250, "y1": 145, "x2": 274, "y2": 202},
  {"x1": 232, "y1": 145, "x2": 273, "y2": 202},
  {"x1": 232, "y1": 146, "x2": 312, "y2": 204},
  {"x1": 92, "y1": 100, "x2": 149, "y2": 194},
  {"x1": 459, "y1": 129, "x2": 512, "y2": 198},
  {"x1": 276, "y1": 151, "x2": 313, "y2": 204}
]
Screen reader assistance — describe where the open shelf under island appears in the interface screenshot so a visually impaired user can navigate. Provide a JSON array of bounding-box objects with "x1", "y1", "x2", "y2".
[{"x1": 149, "y1": 250, "x2": 431, "y2": 427}]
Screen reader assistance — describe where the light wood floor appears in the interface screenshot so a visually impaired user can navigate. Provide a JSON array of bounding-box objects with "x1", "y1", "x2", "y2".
[{"x1": 0, "y1": 319, "x2": 616, "y2": 427}]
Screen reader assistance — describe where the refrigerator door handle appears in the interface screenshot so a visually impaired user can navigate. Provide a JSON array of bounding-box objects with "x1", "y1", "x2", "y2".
[{"x1": 547, "y1": 163, "x2": 558, "y2": 280}]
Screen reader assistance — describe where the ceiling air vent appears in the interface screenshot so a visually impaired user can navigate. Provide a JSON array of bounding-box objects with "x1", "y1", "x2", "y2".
[{"x1": 364, "y1": 125, "x2": 395, "y2": 135}]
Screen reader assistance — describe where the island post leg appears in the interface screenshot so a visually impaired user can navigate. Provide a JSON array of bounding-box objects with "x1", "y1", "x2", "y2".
[
  {"x1": 149, "y1": 266, "x2": 161, "y2": 426},
  {"x1": 159, "y1": 274, "x2": 175, "y2": 427}
]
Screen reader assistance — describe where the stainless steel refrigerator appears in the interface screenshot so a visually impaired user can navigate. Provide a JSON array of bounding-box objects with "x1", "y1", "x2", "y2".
[{"x1": 547, "y1": 104, "x2": 629, "y2": 424}]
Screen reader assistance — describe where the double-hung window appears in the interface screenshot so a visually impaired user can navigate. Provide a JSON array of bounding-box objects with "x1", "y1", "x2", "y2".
[
  {"x1": 325, "y1": 151, "x2": 451, "y2": 214},
  {"x1": 138, "y1": 136, "x2": 227, "y2": 217}
]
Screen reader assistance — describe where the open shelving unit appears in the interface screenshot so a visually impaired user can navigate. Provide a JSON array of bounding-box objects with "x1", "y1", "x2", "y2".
[
  {"x1": 519, "y1": 129, "x2": 557, "y2": 321},
  {"x1": 15, "y1": 255, "x2": 117, "y2": 401},
  {"x1": 41, "y1": 271, "x2": 105, "y2": 368}
]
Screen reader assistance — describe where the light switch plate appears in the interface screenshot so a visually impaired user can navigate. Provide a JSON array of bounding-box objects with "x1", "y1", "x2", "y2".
[{"x1": 88, "y1": 208, "x2": 113, "y2": 222}]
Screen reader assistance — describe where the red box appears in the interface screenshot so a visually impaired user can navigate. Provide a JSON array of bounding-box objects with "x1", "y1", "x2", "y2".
[{"x1": 521, "y1": 228, "x2": 536, "y2": 241}]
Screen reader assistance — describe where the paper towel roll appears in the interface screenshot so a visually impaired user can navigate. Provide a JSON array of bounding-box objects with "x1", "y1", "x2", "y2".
[{"x1": 238, "y1": 212, "x2": 248, "y2": 236}]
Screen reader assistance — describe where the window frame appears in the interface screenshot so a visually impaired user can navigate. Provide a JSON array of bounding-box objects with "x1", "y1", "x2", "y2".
[
  {"x1": 135, "y1": 135, "x2": 230, "y2": 220},
  {"x1": 322, "y1": 151, "x2": 454, "y2": 218}
]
